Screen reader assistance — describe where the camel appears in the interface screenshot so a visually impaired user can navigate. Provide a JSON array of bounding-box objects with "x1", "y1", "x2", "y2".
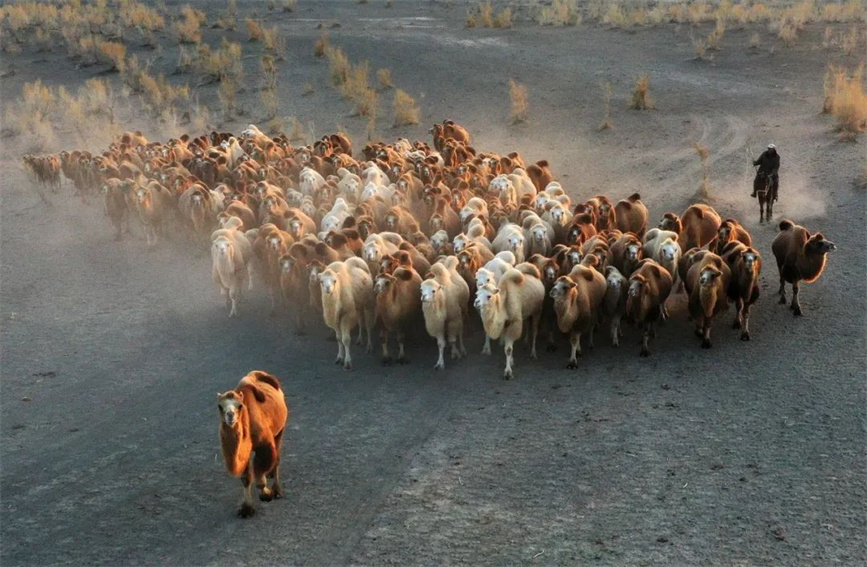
[{"x1": 218, "y1": 370, "x2": 289, "y2": 518}]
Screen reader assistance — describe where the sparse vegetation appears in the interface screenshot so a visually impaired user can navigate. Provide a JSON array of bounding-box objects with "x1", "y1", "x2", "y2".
[
  {"x1": 493, "y1": 7, "x2": 512, "y2": 28},
  {"x1": 393, "y1": 89, "x2": 420, "y2": 126},
  {"x1": 538, "y1": 0, "x2": 581, "y2": 26},
  {"x1": 326, "y1": 46, "x2": 351, "y2": 86},
  {"x1": 629, "y1": 75, "x2": 654, "y2": 110},
  {"x1": 823, "y1": 64, "x2": 867, "y2": 140},
  {"x1": 749, "y1": 32, "x2": 761, "y2": 49},
  {"x1": 262, "y1": 26, "x2": 286, "y2": 56},
  {"x1": 262, "y1": 54, "x2": 278, "y2": 91},
  {"x1": 246, "y1": 18, "x2": 264, "y2": 42},
  {"x1": 598, "y1": 81, "x2": 614, "y2": 131},
  {"x1": 377, "y1": 68, "x2": 393, "y2": 90},
  {"x1": 693, "y1": 36, "x2": 708, "y2": 59},
  {"x1": 96, "y1": 40, "x2": 126, "y2": 72},
  {"x1": 509, "y1": 79, "x2": 529, "y2": 123},
  {"x1": 214, "y1": 0, "x2": 238, "y2": 30},
  {"x1": 281, "y1": 0, "x2": 298, "y2": 12},
  {"x1": 314, "y1": 30, "x2": 329, "y2": 57},
  {"x1": 467, "y1": 2, "x2": 512, "y2": 28},
  {"x1": 695, "y1": 143, "x2": 711, "y2": 200},
  {"x1": 176, "y1": 5, "x2": 205, "y2": 44},
  {"x1": 303, "y1": 82, "x2": 315, "y2": 95},
  {"x1": 707, "y1": 19, "x2": 726, "y2": 51}
]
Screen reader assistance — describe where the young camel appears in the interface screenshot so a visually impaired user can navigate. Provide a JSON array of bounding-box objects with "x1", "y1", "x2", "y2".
[{"x1": 218, "y1": 370, "x2": 289, "y2": 518}]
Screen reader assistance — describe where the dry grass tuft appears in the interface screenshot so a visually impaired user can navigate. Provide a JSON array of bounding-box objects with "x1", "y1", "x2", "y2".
[
  {"x1": 706, "y1": 19, "x2": 726, "y2": 51},
  {"x1": 326, "y1": 46, "x2": 351, "y2": 86},
  {"x1": 214, "y1": 0, "x2": 238, "y2": 30},
  {"x1": 467, "y1": 1, "x2": 511, "y2": 28},
  {"x1": 218, "y1": 77, "x2": 238, "y2": 119},
  {"x1": 303, "y1": 82, "x2": 315, "y2": 95},
  {"x1": 749, "y1": 32, "x2": 760, "y2": 49},
  {"x1": 693, "y1": 36, "x2": 707, "y2": 59},
  {"x1": 97, "y1": 40, "x2": 126, "y2": 72},
  {"x1": 262, "y1": 54, "x2": 278, "y2": 91},
  {"x1": 314, "y1": 30, "x2": 329, "y2": 57},
  {"x1": 176, "y1": 5, "x2": 205, "y2": 44},
  {"x1": 823, "y1": 64, "x2": 867, "y2": 139},
  {"x1": 778, "y1": 22, "x2": 798, "y2": 47},
  {"x1": 478, "y1": 2, "x2": 494, "y2": 27},
  {"x1": 538, "y1": 0, "x2": 581, "y2": 26},
  {"x1": 262, "y1": 26, "x2": 286, "y2": 56},
  {"x1": 377, "y1": 68, "x2": 393, "y2": 90},
  {"x1": 598, "y1": 81, "x2": 614, "y2": 131},
  {"x1": 629, "y1": 75, "x2": 654, "y2": 110},
  {"x1": 393, "y1": 89, "x2": 420, "y2": 126},
  {"x1": 493, "y1": 7, "x2": 512, "y2": 28},
  {"x1": 246, "y1": 19, "x2": 264, "y2": 41},
  {"x1": 281, "y1": 0, "x2": 298, "y2": 12},
  {"x1": 694, "y1": 143, "x2": 711, "y2": 199},
  {"x1": 261, "y1": 88, "x2": 279, "y2": 120},
  {"x1": 509, "y1": 79, "x2": 529, "y2": 123}
]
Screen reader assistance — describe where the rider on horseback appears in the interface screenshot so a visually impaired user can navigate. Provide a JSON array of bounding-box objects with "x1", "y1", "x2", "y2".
[{"x1": 751, "y1": 143, "x2": 779, "y2": 201}]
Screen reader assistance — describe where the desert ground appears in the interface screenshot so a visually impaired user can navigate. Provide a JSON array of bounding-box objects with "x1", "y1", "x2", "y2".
[{"x1": 1, "y1": 1, "x2": 865, "y2": 565}]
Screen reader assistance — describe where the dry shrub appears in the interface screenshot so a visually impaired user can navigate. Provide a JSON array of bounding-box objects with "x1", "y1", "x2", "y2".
[
  {"x1": 282, "y1": 0, "x2": 298, "y2": 12},
  {"x1": 354, "y1": 88, "x2": 378, "y2": 118},
  {"x1": 598, "y1": 81, "x2": 614, "y2": 131},
  {"x1": 694, "y1": 143, "x2": 711, "y2": 199},
  {"x1": 538, "y1": 0, "x2": 581, "y2": 26},
  {"x1": 822, "y1": 26, "x2": 835, "y2": 48},
  {"x1": 823, "y1": 65, "x2": 867, "y2": 139},
  {"x1": 509, "y1": 79, "x2": 529, "y2": 123},
  {"x1": 493, "y1": 7, "x2": 512, "y2": 28},
  {"x1": 822, "y1": 0, "x2": 865, "y2": 23},
  {"x1": 377, "y1": 68, "x2": 393, "y2": 90},
  {"x1": 218, "y1": 76, "x2": 238, "y2": 119},
  {"x1": 478, "y1": 2, "x2": 494, "y2": 27},
  {"x1": 314, "y1": 30, "x2": 329, "y2": 57},
  {"x1": 119, "y1": 0, "x2": 165, "y2": 32},
  {"x1": 342, "y1": 60, "x2": 370, "y2": 99},
  {"x1": 778, "y1": 22, "x2": 798, "y2": 46},
  {"x1": 214, "y1": 0, "x2": 238, "y2": 30},
  {"x1": 707, "y1": 19, "x2": 725, "y2": 50},
  {"x1": 749, "y1": 32, "x2": 760, "y2": 49},
  {"x1": 200, "y1": 39, "x2": 243, "y2": 82},
  {"x1": 629, "y1": 75, "x2": 653, "y2": 110},
  {"x1": 266, "y1": 115, "x2": 286, "y2": 135},
  {"x1": 140, "y1": 72, "x2": 190, "y2": 114},
  {"x1": 261, "y1": 88, "x2": 279, "y2": 120},
  {"x1": 393, "y1": 89, "x2": 420, "y2": 126},
  {"x1": 262, "y1": 54, "x2": 278, "y2": 91},
  {"x1": 466, "y1": 11, "x2": 477, "y2": 28},
  {"x1": 266, "y1": 0, "x2": 276, "y2": 10},
  {"x1": 288, "y1": 116, "x2": 306, "y2": 141},
  {"x1": 95, "y1": 39, "x2": 126, "y2": 72},
  {"x1": 262, "y1": 26, "x2": 285, "y2": 55},
  {"x1": 2, "y1": 80, "x2": 57, "y2": 150},
  {"x1": 303, "y1": 82, "x2": 315, "y2": 95},
  {"x1": 603, "y1": 4, "x2": 627, "y2": 27},
  {"x1": 326, "y1": 46, "x2": 351, "y2": 86},
  {"x1": 176, "y1": 5, "x2": 204, "y2": 44},
  {"x1": 841, "y1": 25, "x2": 862, "y2": 55},
  {"x1": 247, "y1": 19, "x2": 263, "y2": 41}
]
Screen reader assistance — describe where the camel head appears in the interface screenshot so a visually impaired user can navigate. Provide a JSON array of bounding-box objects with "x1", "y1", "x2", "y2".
[{"x1": 217, "y1": 391, "x2": 245, "y2": 427}]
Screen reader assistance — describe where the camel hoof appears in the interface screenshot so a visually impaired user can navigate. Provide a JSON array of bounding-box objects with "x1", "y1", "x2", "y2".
[
  {"x1": 732, "y1": 320, "x2": 741, "y2": 330},
  {"x1": 343, "y1": 362, "x2": 353, "y2": 371},
  {"x1": 611, "y1": 340, "x2": 619, "y2": 347},
  {"x1": 237, "y1": 504, "x2": 256, "y2": 518},
  {"x1": 640, "y1": 348, "x2": 650, "y2": 357},
  {"x1": 701, "y1": 339, "x2": 712, "y2": 349},
  {"x1": 397, "y1": 356, "x2": 408, "y2": 364},
  {"x1": 546, "y1": 344, "x2": 557, "y2": 352},
  {"x1": 566, "y1": 361, "x2": 578, "y2": 369},
  {"x1": 294, "y1": 329, "x2": 306, "y2": 337},
  {"x1": 793, "y1": 307, "x2": 803, "y2": 317},
  {"x1": 778, "y1": 296, "x2": 786, "y2": 305},
  {"x1": 694, "y1": 329, "x2": 703, "y2": 338},
  {"x1": 259, "y1": 490, "x2": 274, "y2": 502},
  {"x1": 503, "y1": 370, "x2": 513, "y2": 380},
  {"x1": 382, "y1": 357, "x2": 392, "y2": 366},
  {"x1": 740, "y1": 332, "x2": 751, "y2": 341},
  {"x1": 434, "y1": 362, "x2": 444, "y2": 370},
  {"x1": 272, "y1": 489, "x2": 284, "y2": 500},
  {"x1": 334, "y1": 357, "x2": 343, "y2": 365}
]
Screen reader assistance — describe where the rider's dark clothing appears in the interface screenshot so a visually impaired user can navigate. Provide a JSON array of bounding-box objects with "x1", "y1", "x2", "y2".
[{"x1": 752, "y1": 149, "x2": 780, "y2": 200}]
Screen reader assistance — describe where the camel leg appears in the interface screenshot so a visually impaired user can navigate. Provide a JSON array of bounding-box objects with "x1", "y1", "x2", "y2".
[
  {"x1": 448, "y1": 334, "x2": 460, "y2": 360},
  {"x1": 482, "y1": 334, "x2": 492, "y2": 355},
  {"x1": 791, "y1": 281, "x2": 802, "y2": 317},
  {"x1": 254, "y1": 441, "x2": 278, "y2": 502},
  {"x1": 238, "y1": 469, "x2": 256, "y2": 518},
  {"x1": 567, "y1": 332, "x2": 582, "y2": 369},
  {"x1": 434, "y1": 335, "x2": 446, "y2": 370},
  {"x1": 396, "y1": 331, "x2": 408, "y2": 364},
  {"x1": 270, "y1": 430, "x2": 285, "y2": 499},
  {"x1": 639, "y1": 324, "x2": 652, "y2": 357},
  {"x1": 457, "y1": 327, "x2": 467, "y2": 357},
  {"x1": 588, "y1": 321, "x2": 596, "y2": 350},
  {"x1": 247, "y1": 263, "x2": 255, "y2": 291},
  {"x1": 381, "y1": 329, "x2": 392, "y2": 365},
  {"x1": 365, "y1": 309, "x2": 375, "y2": 354},
  {"x1": 341, "y1": 328, "x2": 353, "y2": 370},
  {"x1": 610, "y1": 318, "x2": 620, "y2": 347},
  {"x1": 547, "y1": 324, "x2": 557, "y2": 352},
  {"x1": 778, "y1": 272, "x2": 787, "y2": 304},
  {"x1": 740, "y1": 304, "x2": 752, "y2": 341},
  {"x1": 528, "y1": 314, "x2": 539, "y2": 360},
  {"x1": 335, "y1": 331, "x2": 345, "y2": 365},
  {"x1": 503, "y1": 337, "x2": 515, "y2": 380},
  {"x1": 701, "y1": 320, "x2": 713, "y2": 349},
  {"x1": 732, "y1": 299, "x2": 744, "y2": 329},
  {"x1": 229, "y1": 287, "x2": 239, "y2": 318}
]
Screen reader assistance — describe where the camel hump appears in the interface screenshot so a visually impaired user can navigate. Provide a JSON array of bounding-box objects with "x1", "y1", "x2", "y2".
[
  {"x1": 536, "y1": 159, "x2": 549, "y2": 168},
  {"x1": 692, "y1": 206, "x2": 704, "y2": 219},
  {"x1": 618, "y1": 201, "x2": 633, "y2": 211},
  {"x1": 250, "y1": 371, "x2": 282, "y2": 392},
  {"x1": 627, "y1": 192, "x2": 641, "y2": 202},
  {"x1": 778, "y1": 219, "x2": 794, "y2": 231}
]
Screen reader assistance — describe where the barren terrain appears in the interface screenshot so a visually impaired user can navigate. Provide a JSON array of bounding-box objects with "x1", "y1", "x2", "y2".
[{"x1": 1, "y1": 1, "x2": 865, "y2": 566}]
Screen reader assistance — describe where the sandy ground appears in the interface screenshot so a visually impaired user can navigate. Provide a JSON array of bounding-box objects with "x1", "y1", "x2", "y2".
[{"x1": 1, "y1": 1, "x2": 866, "y2": 565}]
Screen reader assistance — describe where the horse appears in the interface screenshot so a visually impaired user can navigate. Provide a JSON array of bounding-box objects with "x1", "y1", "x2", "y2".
[{"x1": 753, "y1": 169, "x2": 776, "y2": 224}]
